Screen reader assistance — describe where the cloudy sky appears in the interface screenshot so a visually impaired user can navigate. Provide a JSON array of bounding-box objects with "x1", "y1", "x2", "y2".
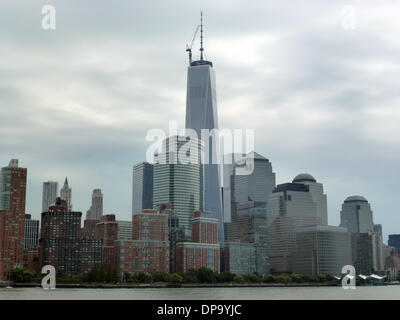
[{"x1": 0, "y1": 0, "x2": 399, "y2": 241}]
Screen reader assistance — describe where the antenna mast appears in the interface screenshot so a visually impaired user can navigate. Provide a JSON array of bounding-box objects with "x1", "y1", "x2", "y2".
[{"x1": 200, "y1": 11, "x2": 204, "y2": 60}]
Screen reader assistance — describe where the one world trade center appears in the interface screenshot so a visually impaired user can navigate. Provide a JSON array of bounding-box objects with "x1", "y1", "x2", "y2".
[{"x1": 185, "y1": 13, "x2": 224, "y2": 245}]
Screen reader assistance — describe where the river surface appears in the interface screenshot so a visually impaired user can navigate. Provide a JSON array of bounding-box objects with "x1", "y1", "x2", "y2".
[{"x1": 1, "y1": 286, "x2": 400, "y2": 300}]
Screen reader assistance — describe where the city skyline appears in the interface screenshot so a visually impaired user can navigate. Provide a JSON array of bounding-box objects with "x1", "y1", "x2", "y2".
[{"x1": 0, "y1": 1, "x2": 399, "y2": 242}]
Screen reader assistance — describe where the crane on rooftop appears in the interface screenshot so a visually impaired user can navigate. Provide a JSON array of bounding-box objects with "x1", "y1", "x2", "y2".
[{"x1": 186, "y1": 24, "x2": 200, "y2": 65}]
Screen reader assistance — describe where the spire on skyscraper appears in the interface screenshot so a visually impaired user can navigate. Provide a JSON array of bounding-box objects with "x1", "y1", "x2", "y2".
[
  {"x1": 200, "y1": 11, "x2": 204, "y2": 61},
  {"x1": 63, "y1": 177, "x2": 69, "y2": 190}
]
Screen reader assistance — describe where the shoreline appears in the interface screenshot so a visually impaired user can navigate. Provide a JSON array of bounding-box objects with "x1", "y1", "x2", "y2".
[{"x1": 1, "y1": 282, "x2": 342, "y2": 289}]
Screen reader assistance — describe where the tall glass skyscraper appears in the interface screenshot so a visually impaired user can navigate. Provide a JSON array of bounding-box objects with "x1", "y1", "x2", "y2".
[
  {"x1": 340, "y1": 196, "x2": 374, "y2": 233},
  {"x1": 292, "y1": 173, "x2": 328, "y2": 225},
  {"x1": 185, "y1": 17, "x2": 223, "y2": 245},
  {"x1": 153, "y1": 136, "x2": 203, "y2": 239},
  {"x1": 42, "y1": 181, "x2": 58, "y2": 213},
  {"x1": 132, "y1": 162, "x2": 153, "y2": 214}
]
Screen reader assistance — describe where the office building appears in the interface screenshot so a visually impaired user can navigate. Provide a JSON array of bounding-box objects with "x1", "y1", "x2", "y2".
[
  {"x1": 389, "y1": 234, "x2": 400, "y2": 249},
  {"x1": 339, "y1": 196, "x2": 374, "y2": 233},
  {"x1": 117, "y1": 220, "x2": 133, "y2": 240},
  {"x1": 292, "y1": 174, "x2": 328, "y2": 225},
  {"x1": 153, "y1": 135, "x2": 203, "y2": 239},
  {"x1": 225, "y1": 152, "x2": 275, "y2": 243},
  {"x1": 132, "y1": 162, "x2": 153, "y2": 214},
  {"x1": 86, "y1": 189, "x2": 103, "y2": 220},
  {"x1": 42, "y1": 181, "x2": 58, "y2": 212},
  {"x1": 185, "y1": 15, "x2": 224, "y2": 246},
  {"x1": 267, "y1": 182, "x2": 320, "y2": 273},
  {"x1": 24, "y1": 214, "x2": 39, "y2": 250},
  {"x1": 0, "y1": 159, "x2": 27, "y2": 280},
  {"x1": 293, "y1": 225, "x2": 352, "y2": 276}
]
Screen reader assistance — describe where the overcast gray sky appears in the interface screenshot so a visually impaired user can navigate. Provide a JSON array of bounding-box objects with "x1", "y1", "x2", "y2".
[{"x1": 0, "y1": 0, "x2": 399, "y2": 242}]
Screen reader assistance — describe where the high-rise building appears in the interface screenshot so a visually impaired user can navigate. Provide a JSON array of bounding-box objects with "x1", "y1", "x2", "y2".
[
  {"x1": 60, "y1": 177, "x2": 72, "y2": 211},
  {"x1": 351, "y1": 232, "x2": 374, "y2": 274},
  {"x1": 39, "y1": 198, "x2": 101, "y2": 275},
  {"x1": 132, "y1": 162, "x2": 153, "y2": 214},
  {"x1": 373, "y1": 224, "x2": 383, "y2": 237},
  {"x1": 96, "y1": 214, "x2": 118, "y2": 268},
  {"x1": 86, "y1": 189, "x2": 103, "y2": 220},
  {"x1": 175, "y1": 211, "x2": 220, "y2": 273},
  {"x1": 340, "y1": 196, "x2": 374, "y2": 233},
  {"x1": 226, "y1": 152, "x2": 275, "y2": 243},
  {"x1": 0, "y1": 159, "x2": 27, "y2": 280},
  {"x1": 116, "y1": 220, "x2": 133, "y2": 240},
  {"x1": 222, "y1": 243, "x2": 258, "y2": 276},
  {"x1": 389, "y1": 234, "x2": 400, "y2": 249},
  {"x1": 24, "y1": 214, "x2": 39, "y2": 250},
  {"x1": 222, "y1": 201, "x2": 270, "y2": 276},
  {"x1": 267, "y1": 182, "x2": 320, "y2": 273},
  {"x1": 96, "y1": 214, "x2": 118, "y2": 247},
  {"x1": 293, "y1": 225, "x2": 352, "y2": 276},
  {"x1": 222, "y1": 153, "x2": 244, "y2": 225},
  {"x1": 292, "y1": 174, "x2": 328, "y2": 225},
  {"x1": 39, "y1": 200, "x2": 82, "y2": 275},
  {"x1": 115, "y1": 210, "x2": 169, "y2": 275},
  {"x1": 42, "y1": 181, "x2": 58, "y2": 213},
  {"x1": 153, "y1": 135, "x2": 203, "y2": 239},
  {"x1": 158, "y1": 203, "x2": 186, "y2": 273},
  {"x1": 185, "y1": 15, "x2": 223, "y2": 246}
]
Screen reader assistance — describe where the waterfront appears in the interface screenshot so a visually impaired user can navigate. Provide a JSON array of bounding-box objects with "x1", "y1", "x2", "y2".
[{"x1": 1, "y1": 286, "x2": 400, "y2": 300}]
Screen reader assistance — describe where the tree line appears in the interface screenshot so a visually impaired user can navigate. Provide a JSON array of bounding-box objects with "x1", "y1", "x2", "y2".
[{"x1": 11, "y1": 266, "x2": 336, "y2": 284}]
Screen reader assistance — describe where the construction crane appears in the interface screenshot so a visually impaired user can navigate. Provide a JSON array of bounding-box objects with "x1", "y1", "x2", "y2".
[{"x1": 186, "y1": 24, "x2": 200, "y2": 64}]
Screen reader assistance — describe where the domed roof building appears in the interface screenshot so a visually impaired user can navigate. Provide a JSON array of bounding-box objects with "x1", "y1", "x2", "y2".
[
  {"x1": 344, "y1": 195, "x2": 368, "y2": 203},
  {"x1": 291, "y1": 173, "x2": 328, "y2": 225},
  {"x1": 293, "y1": 173, "x2": 317, "y2": 183},
  {"x1": 340, "y1": 195, "x2": 373, "y2": 233}
]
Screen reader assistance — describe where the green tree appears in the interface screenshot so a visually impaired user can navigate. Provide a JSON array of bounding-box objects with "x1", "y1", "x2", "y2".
[
  {"x1": 11, "y1": 268, "x2": 36, "y2": 283},
  {"x1": 196, "y1": 267, "x2": 216, "y2": 283},
  {"x1": 165, "y1": 273, "x2": 183, "y2": 283},
  {"x1": 216, "y1": 271, "x2": 235, "y2": 283},
  {"x1": 233, "y1": 274, "x2": 245, "y2": 283}
]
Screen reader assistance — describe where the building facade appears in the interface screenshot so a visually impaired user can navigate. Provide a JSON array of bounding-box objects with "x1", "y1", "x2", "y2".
[
  {"x1": 132, "y1": 162, "x2": 153, "y2": 214},
  {"x1": 86, "y1": 189, "x2": 103, "y2": 220},
  {"x1": 175, "y1": 211, "x2": 220, "y2": 273},
  {"x1": 226, "y1": 152, "x2": 276, "y2": 244},
  {"x1": 388, "y1": 234, "x2": 400, "y2": 249},
  {"x1": 60, "y1": 177, "x2": 72, "y2": 211},
  {"x1": 40, "y1": 199, "x2": 101, "y2": 275},
  {"x1": 153, "y1": 136, "x2": 203, "y2": 239},
  {"x1": 116, "y1": 210, "x2": 169, "y2": 275},
  {"x1": 293, "y1": 225, "x2": 352, "y2": 276},
  {"x1": 117, "y1": 220, "x2": 133, "y2": 240},
  {"x1": 292, "y1": 174, "x2": 328, "y2": 225},
  {"x1": 267, "y1": 182, "x2": 320, "y2": 274},
  {"x1": 0, "y1": 159, "x2": 27, "y2": 280},
  {"x1": 340, "y1": 196, "x2": 374, "y2": 233},
  {"x1": 42, "y1": 181, "x2": 58, "y2": 213},
  {"x1": 24, "y1": 214, "x2": 39, "y2": 250},
  {"x1": 185, "y1": 23, "x2": 224, "y2": 246}
]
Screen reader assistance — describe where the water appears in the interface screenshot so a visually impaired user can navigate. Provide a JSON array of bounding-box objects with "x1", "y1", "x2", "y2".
[{"x1": 1, "y1": 286, "x2": 400, "y2": 300}]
